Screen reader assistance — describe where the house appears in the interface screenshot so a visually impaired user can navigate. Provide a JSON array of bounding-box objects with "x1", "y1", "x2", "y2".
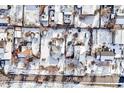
[
  {"x1": 93, "y1": 29, "x2": 112, "y2": 45},
  {"x1": 114, "y1": 29, "x2": 124, "y2": 44},
  {"x1": 0, "y1": 8, "x2": 10, "y2": 26},
  {"x1": 81, "y1": 5, "x2": 99, "y2": 15},
  {"x1": 24, "y1": 5, "x2": 40, "y2": 27},
  {"x1": 22, "y1": 28, "x2": 40, "y2": 56},
  {"x1": 114, "y1": 6, "x2": 124, "y2": 28},
  {"x1": 62, "y1": 5, "x2": 74, "y2": 25},
  {"x1": 3, "y1": 28, "x2": 14, "y2": 60},
  {"x1": 97, "y1": 51, "x2": 115, "y2": 61},
  {"x1": 0, "y1": 27, "x2": 7, "y2": 51},
  {"x1": 0, "y1": 5, "x2": 9, "y2": 16},
  {"x1": 0, "y1": 5, "x2": 8, "y2": 10},
  {"x1": 40, "y1": 6, "x2": 49, "y2": 26},
  {"x1": 74, "y1": 5, "x2": 82, "y2": 15},
  {"x1": 116, "y1": 16, "x2": 124, "y2": 25},
  {"x1": 114, "y1": 5, "x2": 124, "y2": 16},
  {"x1": 0, "y1": 28, "x2": 7, "y2": 41},
  {"x1": 74, "y1": 6, "x2": 100, "y2": 28},
  {"x1": 54, "y1": 5, "x2": 64, "y2": 25},
  {"x1": 100, "y1": 7, "x2": 112, "y2": 28},
  {"x1": 9, "y1": 5, "x2": 23, "y2": 26}
]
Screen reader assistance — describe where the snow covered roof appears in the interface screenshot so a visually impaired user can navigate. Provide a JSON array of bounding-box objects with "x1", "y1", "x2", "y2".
[
  {"x1": 115, "y1": 5, "x2": 124, "y2": 16},
  {"x1": 0, "y1": 17, "x2": 9, "y2": 24},
  {"x1": 0, "y1": 5, "x2": 8, "y2": 9},
  {"x1": 114, "y1": 54, "x2": 122, "y2": 58},
  {"x1": 116, "y1": 16, "x2": 124, "y2": 24},
  {"x1": 82, "y1": 5, "x2": 99, "y2": 15}
]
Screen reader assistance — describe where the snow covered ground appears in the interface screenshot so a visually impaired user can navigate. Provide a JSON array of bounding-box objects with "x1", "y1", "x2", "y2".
[
  {"x1": 1, "y1": 5, "x2": 124, "y2": 84},
  {"x1": 0, "y1": 81, "x2": 117, "y2": 88}
]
